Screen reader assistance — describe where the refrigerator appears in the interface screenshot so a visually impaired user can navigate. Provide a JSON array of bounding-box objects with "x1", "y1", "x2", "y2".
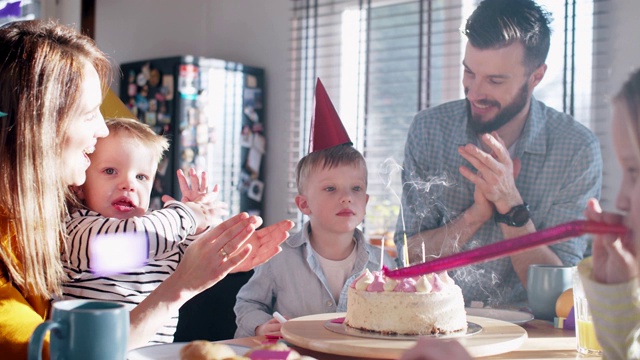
[
  {"x1": 119, "y1": 57, "x2": 265, "y2": 341},
  {"x1": 119, "y1": 55, "x2": 266, "y2": 217}
]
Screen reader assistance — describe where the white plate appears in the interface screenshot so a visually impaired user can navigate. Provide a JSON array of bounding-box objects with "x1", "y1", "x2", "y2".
[
  {"x1": 128, "y1": 342, "x2": 250, "y2": 360},
  {"x1": 465, "y1": 307, "x2": 534, "y2": 324}
]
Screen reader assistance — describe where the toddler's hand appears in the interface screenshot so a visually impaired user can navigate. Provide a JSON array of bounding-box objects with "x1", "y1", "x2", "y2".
[
  {"x1": 170, "y1": 168, "x2": 230, "y2": 231},
  {"x1": 177, "y1": 168, "x2": 209, "y2": 202},
  {"x1": 255, "y1": 317, "x2": 283, "y2": 337}
]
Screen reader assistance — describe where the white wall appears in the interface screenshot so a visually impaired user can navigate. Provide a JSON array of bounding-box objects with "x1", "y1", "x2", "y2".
[
  {"x1": 42, "y1": 0, "x2": 640, "y2": 220},
  {"x1": 42, "y1": 0, "x2": 81, "y2": 31}
]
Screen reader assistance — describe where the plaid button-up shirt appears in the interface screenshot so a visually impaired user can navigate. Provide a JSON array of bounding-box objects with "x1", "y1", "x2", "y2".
[{"x1": 394, "y1": 97, "x2": 602, "y2": 306}]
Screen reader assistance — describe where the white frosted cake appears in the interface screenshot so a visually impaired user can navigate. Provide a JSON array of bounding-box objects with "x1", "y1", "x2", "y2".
[{"x1": 345, "y1": 269, "x2": 467, "y2": 335}]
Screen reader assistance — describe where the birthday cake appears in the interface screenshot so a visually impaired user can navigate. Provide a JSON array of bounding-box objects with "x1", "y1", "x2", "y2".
[{"x1": 345, "y1": 269, "x2": 467, "y2": 335}]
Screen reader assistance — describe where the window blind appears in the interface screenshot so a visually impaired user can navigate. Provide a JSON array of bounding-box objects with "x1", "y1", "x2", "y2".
[{"x1": 289, "y1": 0, "x2": 612, "y2": 238}]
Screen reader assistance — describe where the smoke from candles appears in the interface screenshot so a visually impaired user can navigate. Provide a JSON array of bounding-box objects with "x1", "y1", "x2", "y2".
[{"x1": 377, "y1": 157, "x2": 513, "y2": 306}]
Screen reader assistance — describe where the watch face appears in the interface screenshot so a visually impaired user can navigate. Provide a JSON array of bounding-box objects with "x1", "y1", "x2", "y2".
[
  {"x1": 513, "y1": 207, "x2": 530, "y2": 225},
  {"x1": 495, "y1": 204, "x2": 530, "y2": 226}
]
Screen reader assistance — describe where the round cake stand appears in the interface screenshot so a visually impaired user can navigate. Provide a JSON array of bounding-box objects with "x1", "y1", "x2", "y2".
[{"x1": 281, "y1": 312, "x2": 527, "y2": 359}]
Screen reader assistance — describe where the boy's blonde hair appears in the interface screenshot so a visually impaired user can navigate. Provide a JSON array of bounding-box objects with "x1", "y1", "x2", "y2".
[
  {"x1": 105, "y1": 117, "x2": 170, "y2": 165},
  {"x1": 295, "y1": 144, "x2": 367, "y2": 194}
]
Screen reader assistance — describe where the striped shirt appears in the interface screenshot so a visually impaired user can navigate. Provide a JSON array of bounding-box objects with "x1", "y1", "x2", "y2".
[
  {"x1": 394, "y1": 97, "x2": 602, "y2": 306},
  {"x1": 578, "y1": 257, "x2": 640, "y2": 359},
  {"x1": 62, "y1": 201, "x2": 197, "y2": 344}
]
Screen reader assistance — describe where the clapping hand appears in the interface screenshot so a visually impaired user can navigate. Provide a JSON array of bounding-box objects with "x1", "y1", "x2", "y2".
[
  {"x1": 458, "y1": 132, "x2": 522, "y2": 218},
  {"x1": 172, "y1": 212, "x2": 259, "y2": 295},
  {"x1": 175, "y1": 213, "x2": 293, "y2": 291},
  {"x1": 163, "y1": 168, "x2": 230, "y2": 232},
  {"x1": 231, "y1": 218, "x2": 295, "y2": 273},
  {"x1": 167, "y1": 168, "x2": 294, "y2": 273}
]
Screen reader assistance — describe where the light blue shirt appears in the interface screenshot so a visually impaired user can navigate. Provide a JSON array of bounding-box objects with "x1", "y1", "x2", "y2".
[
  {"x1": 394, "y1": 97, "x2": 602, "y2": 306},
  {"x1": 234, "y1": 221, "x2": 396, "y2": 338}
]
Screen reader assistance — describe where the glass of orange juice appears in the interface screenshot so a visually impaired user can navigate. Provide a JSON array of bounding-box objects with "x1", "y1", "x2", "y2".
[{"x1": 573, "y1": 270, "x2": 602, "y2": 355}]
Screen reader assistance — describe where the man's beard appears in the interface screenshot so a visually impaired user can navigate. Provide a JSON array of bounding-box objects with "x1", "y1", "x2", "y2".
[{"x1": 466, "y1": 82, "x2": 530, "y2": 134}]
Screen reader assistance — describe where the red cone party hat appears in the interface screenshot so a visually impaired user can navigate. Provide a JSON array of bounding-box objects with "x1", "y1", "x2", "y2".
[{"x1": 309, "y1": 78, "x2": 352, "y2": 153}]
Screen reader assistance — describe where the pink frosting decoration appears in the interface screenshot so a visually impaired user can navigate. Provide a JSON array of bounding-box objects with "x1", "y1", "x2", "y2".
[
  {"x1": 431, "y1": 273, "x2": 444, "y2": 292},
  {"x1": 366, "y1": 273, "x2": 386, "y2": 292},
  {"x1": 394, "y1": 277, "x2": 417, "y2": 292},
  {"x1": 351, "y1": 271, "x2": 368, "y2": 288}
]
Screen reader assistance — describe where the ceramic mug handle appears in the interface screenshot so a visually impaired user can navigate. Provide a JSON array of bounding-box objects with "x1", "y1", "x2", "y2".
[{"x1": 28, "y1": 320, "x2": 64, "y2": 360}]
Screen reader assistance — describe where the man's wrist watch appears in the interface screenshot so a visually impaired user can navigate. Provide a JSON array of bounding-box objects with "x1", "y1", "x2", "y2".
[{"x1": 494, "y1": 203, "x2": 530, "y2": 227}]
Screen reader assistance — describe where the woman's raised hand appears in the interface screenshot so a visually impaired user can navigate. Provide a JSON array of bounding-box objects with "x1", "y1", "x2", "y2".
[
  {"x1": 172, "y1": 212, "x2": 260, "y2": 295},
  {"x1": 231, "y1": 218, "x2": 294, "y2": 273}
]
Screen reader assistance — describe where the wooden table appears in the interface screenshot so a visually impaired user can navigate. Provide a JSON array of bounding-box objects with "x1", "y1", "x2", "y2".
[
  {"x1": 222, "y1": 318, "x2": 599, "y2": 359},
  {"x1": 481, "y1": 319, "x2": 598, "y2": 359}
]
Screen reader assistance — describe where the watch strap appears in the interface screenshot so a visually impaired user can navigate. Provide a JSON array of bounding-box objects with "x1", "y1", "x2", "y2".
[{"x1": 494, "y1": 203, "x2": 530, "y2": 227}]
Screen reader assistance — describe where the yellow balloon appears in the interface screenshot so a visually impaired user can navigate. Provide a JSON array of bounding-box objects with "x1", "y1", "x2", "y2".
[{"x1": 556, "y1": 288, "x2": 574, "y2": 318}]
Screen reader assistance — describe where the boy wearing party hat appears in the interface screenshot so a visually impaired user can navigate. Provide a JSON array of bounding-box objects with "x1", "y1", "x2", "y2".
[{"x1": 234, "y1": 79, "x2": 396, "y2": 338}]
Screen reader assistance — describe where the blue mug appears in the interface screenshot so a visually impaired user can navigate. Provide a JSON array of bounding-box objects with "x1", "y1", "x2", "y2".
[
  {"x1": 526, "y1": 264, "x2": 575, "y2": 320},
  {"x1": 28, "y1": 299, "x2": 129, "y2": 360}
]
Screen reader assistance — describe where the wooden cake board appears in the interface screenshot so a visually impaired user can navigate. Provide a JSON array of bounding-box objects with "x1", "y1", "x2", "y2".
[{"x1": 281, "y1": 312, "x2": 527, "y2": 359}]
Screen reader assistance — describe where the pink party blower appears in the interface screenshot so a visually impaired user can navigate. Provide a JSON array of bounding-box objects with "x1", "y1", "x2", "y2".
[{"x1": 384, "y1": 220, "x2": 628, "y2": 279}]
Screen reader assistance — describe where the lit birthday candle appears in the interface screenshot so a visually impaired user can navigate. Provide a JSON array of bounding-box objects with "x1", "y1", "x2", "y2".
[
  {"x1": 379, "y1": 235, "x2": 385, "y2": 270},
  {"x1": 403, "y1": 232, "x2": 409, "y2": 267}
]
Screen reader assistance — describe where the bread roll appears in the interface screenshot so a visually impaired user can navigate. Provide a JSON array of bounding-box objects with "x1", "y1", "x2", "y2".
[
  {"x1": 243, "y1": 342, "x2": 301, "y2": 359},
  {"x1": 179, "y1": 341, "x2": 237, "y2": 360}
]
